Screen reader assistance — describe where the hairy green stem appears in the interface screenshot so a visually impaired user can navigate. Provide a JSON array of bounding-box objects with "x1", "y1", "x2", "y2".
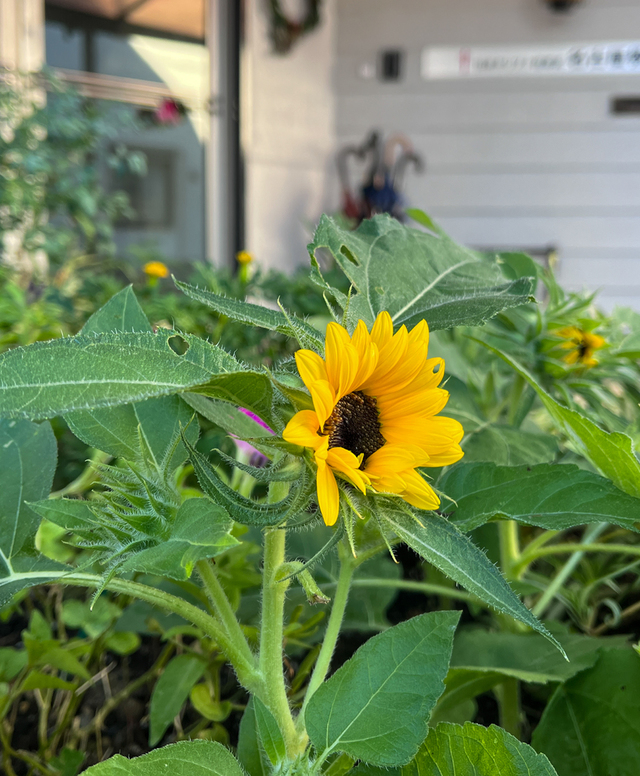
[
  {"x1": 299, "y1": 545, "x2": 355, "y2": 731},
  {"x1": 49, "y1": 450, "x2": 111, "y2": 498},
  {"x1": 531, "y1": 523, "x2": 608, "y2": 617},
  {"x1": 259, "y1": 528, "x2": 301, "y2": 757},
  {"x1": 497, "y1": 677, "x2": 521, "y2": 739},
  {"x1": 50, "y1": 572, "x2": 264, "y2": 697},
  {"x1": 196, "y1": 559, "x2": 255, "y2": 669},
  {"x1": 499, "y1": 521, "x2": 521, "y2": 580}
]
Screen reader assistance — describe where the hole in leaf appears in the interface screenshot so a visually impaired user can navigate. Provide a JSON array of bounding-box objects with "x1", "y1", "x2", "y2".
[
  {"x1": 168, "y1": 334, "x2": 190, "y2": 355},
  {"x1": 340, "y1": 246, "x2": 359, "y2": 265}
]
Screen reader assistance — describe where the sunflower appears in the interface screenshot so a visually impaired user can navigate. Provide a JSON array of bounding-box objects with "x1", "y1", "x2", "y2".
[
  {"x1": 282, "y1": 311, "x2": 464, "y2": 526},
  {"x1": 555, "y1": 326, "x2": 605, "y2": 368}
]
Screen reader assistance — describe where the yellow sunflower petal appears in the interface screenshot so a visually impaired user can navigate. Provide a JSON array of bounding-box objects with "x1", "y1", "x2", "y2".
[
  {"x1": 378, "y1": 387, "x2": 449, "y2": 421},
  {"x1": 325, "y1": 322, "x2": 359, "y2": 398},
  {"x1": 295, "y1": 349, "x2": 328, "y2": 387},
  {"x1": 400, "y1": 470, "x2": 440, "y2": 510},
  {"x1": 326, "y1": 446, "x2": 371, "y2": 493},
  {"x1": 370, "y1": 310, "x2": 393, "y2": 349},
  {"x1": 563, "y1": 350, "x2": 580, "y2": 365},
  {"x1": 408, "y1": 318, "x2": 430, "y2": 350},
  {"x1": 308, "y1": 379, "x2": 336, "y2": 430},
  {"x1": 315, "y1": 458, "x2": 340, "y2": 526},
  {"x1": 282, "y1": 410, "x2": 322, "y2": 450},
  {"x1": 421, "y1": 445, "x2": 464, "y2": 468}
]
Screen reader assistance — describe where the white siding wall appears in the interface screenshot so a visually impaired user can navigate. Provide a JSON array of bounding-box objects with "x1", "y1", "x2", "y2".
[
  {"x1": 336, "y1": 0, "x2": 640, "y2": 310},
  {"x1": 243, "y1": 0, "x2": 337, "y2": 272}
]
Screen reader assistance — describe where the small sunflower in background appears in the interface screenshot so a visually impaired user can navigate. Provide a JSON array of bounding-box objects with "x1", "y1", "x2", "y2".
[
  {"x1": 144, "y1": 261, "x2": 169, "y2": 280},
  {"x1": 283, "y1": 311, "x2": 464, "y2": 526},
  {"x1": 555, "y1": 325, "x2": 606, "y2": 368}
]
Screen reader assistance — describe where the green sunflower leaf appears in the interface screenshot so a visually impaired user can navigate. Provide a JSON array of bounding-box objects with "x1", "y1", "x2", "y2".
[
  {"x1": 532, "y1": 649, "x2": 640, "y2": 776},
  {"x1": 148, "y1": 654, "x2": 206, "y2": 746},
  {"x1": 0, "y1": 418, "x2": 66, "y2": 607},
  {"x1": 440, "y1": 462, "x2": 640, "y2": 532},
  {"x1": 174, "y1": 279, "x2": 324, "y2": 351},
  {"x1": 252, "y1": 696, "x2": 287, "y2": 766},
  {"x1": 63, "y1": 287, "x2": 199, "y2": 467},
  {"x1": 82, "y1": 740, "x2": 244, "y2": 775},
  {"x1": 380, "y1": 501, "x2": 564, "y2": 654},
  {"x1": 183, "y1": 432, "x2": 314, "y2": 526},
  {"x1": 481, "y1": 344, "x2": 640, "y2": 498},
  {"x1": 0, "y1": 330, "x2": 274, "y2": 426},
  {"x1": 307, "y1": 213, "x2": 535, "y2": 332},
  {"x1": 305, "y1": 611, "x2": 460, "y2": 766},
  {"x1": 353, "y1": 722, "x2": 558, "y2": 776}
]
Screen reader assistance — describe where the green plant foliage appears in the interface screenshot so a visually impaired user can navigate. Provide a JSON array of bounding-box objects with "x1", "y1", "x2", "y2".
[
  {"x1": 532, "y1": 649, "x2": 640, "y2": 776},
  {"x1": 485, "y1": 345, "x2": 640, "y2": 498},
  {"x1": 148, "y1": 654, "x2": 207, "y2": 746},
  {"x1": 82, "y1": 740, "x2": 245, "y2": 775},
  {"x1": 379, "y1": 501, "x2": 562, "y2": 651},
  {"x1": 306, "y1": 611, "x2": 460, "y2": 767},
  {"x1": 355, "y1": 722, "x2": 558, "y2": 775},
  {"x1": 450, "y1": 628, "x2": 625, "y2": 684},
  {"x1": 237, "y1": 699, "x2": 270, "y2": 776},
  {"x1": 252, "y1": 696, "x2": 287, "y2": 766},
  {"x1": 308, "y1": 213, "x2": 535, "y2": 332},
  {"x1": 174, "y1": 279, "x2": 325, "y2": 351},
  {"x1": 441, "y1": 462, "x2": 640, "y2": 532},
  {"x1": 0, "y1": 417, "x2": 63, "y2": 604},
  {"x1": 0, "y1": 330, "x2": 275, "y2": 425}
]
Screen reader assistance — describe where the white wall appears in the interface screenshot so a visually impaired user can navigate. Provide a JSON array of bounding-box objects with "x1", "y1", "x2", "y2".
[
  {"x1": 336, "y1": 0, "x2": 640, "y2": 310},
  {"x1": 243, "y1": 0, "x2": 337, "y2": 272}
]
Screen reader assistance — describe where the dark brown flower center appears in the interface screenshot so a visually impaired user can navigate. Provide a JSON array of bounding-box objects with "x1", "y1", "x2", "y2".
[{"x1": 323, "y1": 391, "x2": 385, "y2": 463}]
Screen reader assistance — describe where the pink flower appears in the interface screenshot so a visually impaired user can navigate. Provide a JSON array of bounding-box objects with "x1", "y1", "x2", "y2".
[
  {"x1": 154, "y1": 99, "x2": 183, "y2": 126},
  {"x1": 232, "y1": 408, "x2": 274, "y2": 468}
]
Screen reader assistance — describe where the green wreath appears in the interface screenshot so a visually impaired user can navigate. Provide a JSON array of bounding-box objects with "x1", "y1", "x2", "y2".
[{"x1": 268, "y1": 0, "x2": 322, "y2": 54}]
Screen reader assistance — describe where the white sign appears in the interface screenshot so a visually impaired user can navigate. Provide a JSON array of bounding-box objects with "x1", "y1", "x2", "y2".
[{"x1": 422, "y1": 41, "x2": 640, "y2": 79}]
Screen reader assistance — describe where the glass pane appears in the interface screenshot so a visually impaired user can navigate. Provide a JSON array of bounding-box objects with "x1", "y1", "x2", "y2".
[{"x1": 45, "y1": 21, "x2": 84, "y2": 70}]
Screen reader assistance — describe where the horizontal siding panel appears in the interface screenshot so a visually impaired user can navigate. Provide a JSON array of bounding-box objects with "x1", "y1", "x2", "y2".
[
  {"x1": 560, "y1": 257, "x2": 640, "y2": 289},
  {"x1": 431, "y1": 217, "x2": 640, "y2": 249},
  {"x1": 404, "y1": 172, "x2": 640, "y2": 208},
  {"x1": 337, "y1": 92, "x2": 632, "y2": 133},
  {"x1": 340, "y1": 131, "x2": 640, "y2": 169}
]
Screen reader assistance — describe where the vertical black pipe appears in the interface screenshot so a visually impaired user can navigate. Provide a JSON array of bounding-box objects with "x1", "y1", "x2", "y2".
[{"x1": 227, "y1": 0, "x2": 244, "y2": 260}]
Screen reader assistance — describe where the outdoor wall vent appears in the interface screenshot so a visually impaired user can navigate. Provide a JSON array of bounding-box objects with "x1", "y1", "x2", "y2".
[
  {"x1": 379, "y1": 50, "x2": 404, "y2": 82},
  {"x1": 611, "y1": 96, "x2": 640, "y2": 115},
  {"x1": 545, "y1": 0, "x2": 583, "y2": 12}
]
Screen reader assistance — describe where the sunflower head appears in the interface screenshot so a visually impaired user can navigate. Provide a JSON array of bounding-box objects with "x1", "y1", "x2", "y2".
[
  {"x1": 283, "y1": 311, "x2": 464, "y2": 526},
  {"x1": 555, "y1": 325, "x2": 606, "y2": 368}
]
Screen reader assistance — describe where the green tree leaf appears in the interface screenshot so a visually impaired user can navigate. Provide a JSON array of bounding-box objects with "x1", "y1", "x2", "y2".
[
  {"x1": 380, "y1": 501, "x2": 563, "y2": 653},
  {"x1": 252, "y1": 696, "x2": 287, "y2": 766},
  {"x1": 484, "y1": 345, "x2": 640, "y2": 498},
  {"x1": 532, "y1": 649, "x2": 640, "y2": 776},
  {"x1": 306, "y1": 611, "x2": 460, "y2": 767},
  {"x1": 175, "y1": 279, "x2": 324, "y2": 351},
  {"x1": 0, "y1": 331, "x2": 274, "y2": 426},
  {"x1": 82, "y1": 740, "x2": 245, "y2": 775},
  {"x1": 148, "y1": 654, "x2": 206, "y2": 746},
  {"x1": 308, "y1": 214, "x2": 534, "y2": 332},
  {"x1": 355, "y1": 722, "x2": 558, "y2": 775},
  {"x1": 440, "y1": 462, "x2": 640, "y2": 532}
]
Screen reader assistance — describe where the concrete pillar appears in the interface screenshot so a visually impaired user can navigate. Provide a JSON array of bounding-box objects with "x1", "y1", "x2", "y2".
[{"x1": 0, "y1": 0, "x2": 45, "y2": 71}]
